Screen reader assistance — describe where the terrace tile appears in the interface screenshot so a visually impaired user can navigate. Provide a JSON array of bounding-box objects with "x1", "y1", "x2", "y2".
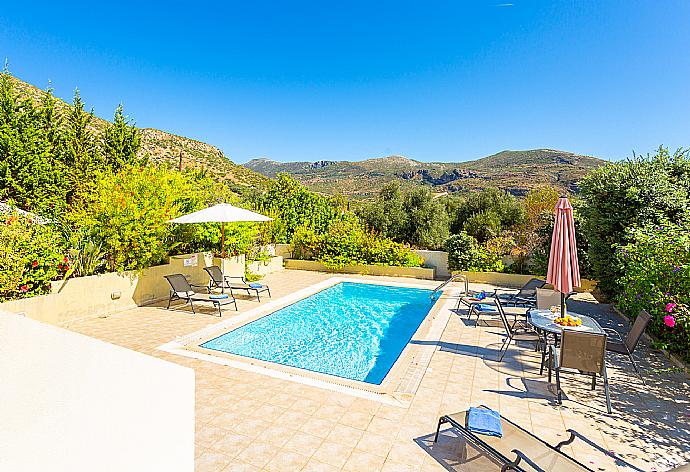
[{"x1": 65, "y1": 269, "x2": 690, "y2": 471}]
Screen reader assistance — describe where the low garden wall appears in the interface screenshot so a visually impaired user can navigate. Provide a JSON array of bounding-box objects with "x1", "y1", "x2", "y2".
[
  {"x1": 284, "y1": 259, "x2": 436, "y2": 280},
  {"x1": 248, "y1": 256, "x2": 284, "y2": 276},
  {"x1": 0, "y1": 253, "x2": 242, "y2": 326},
  {"x1": 456, "y1": 271, "x2": 597, "y2": 292},
  {"x1": 414, "y1": 250, "x2": 450, "y2": 278}
]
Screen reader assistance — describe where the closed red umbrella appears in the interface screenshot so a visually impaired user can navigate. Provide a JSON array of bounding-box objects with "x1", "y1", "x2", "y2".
[{"x1": 546, "y1": 197, "x2": 581, "y2": 315}]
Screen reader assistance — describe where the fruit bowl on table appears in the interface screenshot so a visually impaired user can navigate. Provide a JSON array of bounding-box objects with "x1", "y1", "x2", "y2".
[{"x1": 554, "y1": 315, "x2": 582, "y2": 327}]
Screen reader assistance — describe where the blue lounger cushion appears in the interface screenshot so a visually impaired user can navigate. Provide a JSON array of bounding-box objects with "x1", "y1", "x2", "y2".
[
  {"x1": 467, "y1": 407, "x2": 503, "y2": 437},
  {"x1": 209, "y1": 294, "x2": 230, "y2": 299},
  {"x1": 474, "y1": 303, "x2": 497, "y2": 312},
  {"x1": 248, "y1": 282, "x2": 264, "y2": 289}
]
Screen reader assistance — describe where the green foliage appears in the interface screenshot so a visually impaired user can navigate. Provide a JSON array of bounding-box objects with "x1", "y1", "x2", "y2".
[
  {"x1": 0, "y1": 72, "x2": 69, "y2": 216},
  {"x1": 463, "y1": 210, "x2": 501, "y2": 242},
  {"x1": 67, "y1": 166, "x2": 187, "y2": 271},
  {"x1": 222, "y1": 222, "x2": 258, "y2": 257},
  {"x1": 356, "y1": 181, "x2": 406, "y2": 242},
  {"x1": 292, "y1": 218, "x2": 423, "y2": 269},
  {"x1": 64, "y1": 89, "x2": 103, "y2": 198},
  {"x1": 0, "y1": 213, "x2": 67, "y2": 300},
  {"x1": 65, "y1": 229, "x2": 106, "y2": 277},
  {"x1": 616, "y1": 222, "x2": 690, "y2": 361},
  {"x1": 515, "y1": 186, "x2": 562, "y2": 267},
  {"x1": 102, "y1": 104, "x2": 144, "y2": 171},
  {"x1": 444, "y1": 232, "x2": 479, "y2": 271},
  {"x1": 444, "y1": 232, "x2": 503, "y2": 272},
  {"x1": 357, "y1": 181, "x2": 449, "y2": 249},
  {"x1": 243, "y1": 270, "x2": 263, "y2": 283},
  {"x1": 256, "y1": 173, "x2": 343, "y2": 242},
  {"x1": 580, "y1": 147, "x2": 690, "y2": 294},
  {"x1": 0, "y1": 69, "x2": 147, "y2": 218},
  {"x1": 448, "y1": 188, "x2": 525, "y2": 241}
]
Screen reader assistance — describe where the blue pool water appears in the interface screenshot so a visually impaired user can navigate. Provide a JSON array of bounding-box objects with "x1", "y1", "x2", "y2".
[{"x1": 200, "y1": 282, "x2": 435, "y2": 384}]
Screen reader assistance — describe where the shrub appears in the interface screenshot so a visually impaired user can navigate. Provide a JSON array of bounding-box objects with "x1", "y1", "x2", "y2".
[
  {"x1": 580, "y1": 147, "x2": 690, "y2": 295},
  {"x1": 357, "y1": 182, "x2": 449, "y2": 249},
  {"x1": 256, "y1": 173, "x2": 343, "y2": 242},
  {"x1": 616, "y1": 222, "x2": 690, "y2": 361},
  {"x1": 445, "y1": 232, "x2": 505, "y2": 272},
  {"x1": 67, "y1": 165, "x2": 187, "y2": 271},
  {"x1": 445, "y1": 232, "x2": 479, "y2": 271},
  {"x1": 463, "y1": 210, "x2": 501, "y2": 242},
  {"x1": 448, "y1": 188, "x2": 525, "y2": 238},
  {"x1": 292, "y1": 218, "x2": 423, "y2": 269},
  {"x1": 0, "y1": 213, "x2": 67, "y2": 300}
]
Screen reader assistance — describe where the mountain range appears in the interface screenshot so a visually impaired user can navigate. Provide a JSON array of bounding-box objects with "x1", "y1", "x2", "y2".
[
  {"x1": 244, "y1": 149, "x2": 605, "y2": 199},
  {"x1": 12, "y1": 75, "x2": 605, "y2": 199}
]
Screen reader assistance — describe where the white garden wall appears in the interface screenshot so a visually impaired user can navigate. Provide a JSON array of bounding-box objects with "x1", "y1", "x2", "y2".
[{"x1": 0, "y1": 311, "x2": 194, "y2": 472}]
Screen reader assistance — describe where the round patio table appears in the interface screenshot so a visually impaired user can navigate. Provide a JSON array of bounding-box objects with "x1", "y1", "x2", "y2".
[{"x1": 527, "y1": 309, "x2": 604, "y2": 336}]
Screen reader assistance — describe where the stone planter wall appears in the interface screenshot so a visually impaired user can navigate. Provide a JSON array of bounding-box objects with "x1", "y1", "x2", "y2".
[
  {"x1": 247, "y1": 256, "x2": 284, "y2": 276},
  {"x1": 283, "y1": 259, "x2": 435, "y2": 280},
  {"x1": 1, "y1": 252, "x2": 215, "y2": 326}
]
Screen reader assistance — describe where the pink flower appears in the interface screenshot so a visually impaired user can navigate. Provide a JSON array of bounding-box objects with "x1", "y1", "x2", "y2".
[
  {"x1": 664, "y1": 315, "x2": 676, "y2": 328},
  {"x1": 666, "y1": 302, "x2": 676, "y2": 313},
  {"x1": 19, "y1": 285, "x2": 28, "y2": 293}
]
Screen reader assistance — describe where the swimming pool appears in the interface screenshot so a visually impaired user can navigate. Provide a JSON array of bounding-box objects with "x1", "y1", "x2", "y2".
[{"x1": 200, "y1": 282, "x2": 435, "y2": 384}]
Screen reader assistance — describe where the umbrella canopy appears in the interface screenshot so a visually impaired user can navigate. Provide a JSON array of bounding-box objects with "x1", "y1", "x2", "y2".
[
  {"x1": 546, "y1": 197, "x2": 581, "y2": 312},
  {"x1": 169, "y1": 203, "x2": 272, "y2": 257},
  {"x1": 169, "y1": 203, "x2": 272, "y2": 224}
]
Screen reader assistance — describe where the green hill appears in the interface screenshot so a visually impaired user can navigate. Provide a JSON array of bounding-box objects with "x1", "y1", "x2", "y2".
[
  {"x1": 10, "y1": 76, "x2": 268, "y2": 189},
  {"x1": 244, "y1": 149, "x2": 605, "y2": 199}
]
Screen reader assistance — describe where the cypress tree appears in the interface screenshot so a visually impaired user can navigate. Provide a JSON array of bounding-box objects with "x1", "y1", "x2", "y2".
[
  {"x1": 102, "y1": 104, "x2": 143, "y2": 171},
  {"x1": 64, "y1": 89, "x2": 102, "y2": 200}
]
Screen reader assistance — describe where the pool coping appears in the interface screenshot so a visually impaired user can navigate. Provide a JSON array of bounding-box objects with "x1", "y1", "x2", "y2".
[{"x1": 157, "y1": 276, "x2": 460, "y2": 406}]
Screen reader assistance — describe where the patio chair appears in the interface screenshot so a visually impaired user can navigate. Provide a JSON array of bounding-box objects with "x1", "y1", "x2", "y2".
[
  {"x1": 495, "y1": 296, "x2": 544, "y2": 363},
  {"x1": 467, "y1": 294, "x2": 529, "y2": 330},
  {"x1": 497, "y1": 278, "x2": 546, "y2": 307},
  {"x1": 164, "y1": 274, "x2": 237, "y2": 316},
  {"x1": 603, "y1": 309, "x2": 652, "y2": 384},
  {"x1": 549, "y1": 329, "x2": 612, "y2": 414},
  {"x1": 204, "y1": 265, "x2": 271, "y2": 301},
  {"x1": 434, "y1": 406, "x2": 598, "y2": 471},
  {"x1": 536, "y1": 288, "x2": 564, "y2": 310}
]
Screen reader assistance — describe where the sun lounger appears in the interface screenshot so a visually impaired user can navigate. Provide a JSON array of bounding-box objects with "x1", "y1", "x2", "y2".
[
  {"x1": 204, "y1": 266, "x2": 271, "y2": 301},
  {"x1": 164, "y1": 274, "x2": 237, "y2": 316},
  {"x1": 434, "y1": 407, "x2": 596, "y2": 471}
]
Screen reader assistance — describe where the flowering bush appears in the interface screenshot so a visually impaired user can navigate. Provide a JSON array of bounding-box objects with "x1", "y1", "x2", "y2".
[
  {"x1": 616, "y1": 221, "x2": 690, "y2": 361},
  {"x1": 66, "y1": 165, "x2": 186, "y2": 271},
  {"x1": 0, "y1": 214, "x2": 67, "y2": 301},
  {"x1": 292, "y1": 218, "x2": 423, "y2": 269}
]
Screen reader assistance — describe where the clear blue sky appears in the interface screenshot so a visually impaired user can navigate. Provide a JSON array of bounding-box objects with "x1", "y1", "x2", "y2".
[{"x1": 1, "y1": 1, "x2": 688, "y2": 163}]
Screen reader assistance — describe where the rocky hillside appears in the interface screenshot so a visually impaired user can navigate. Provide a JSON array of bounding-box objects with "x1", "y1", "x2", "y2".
[
  {"x1": 244, "y1": 149, "x2": 605, "y2": 199},
  {"x1": 10, "y1": 76, "x2": 268, "y2": 189}
]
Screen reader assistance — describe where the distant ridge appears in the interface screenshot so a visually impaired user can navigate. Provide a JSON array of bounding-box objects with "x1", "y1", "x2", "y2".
[{"x1": 244, "y1": 149, "x2": 605, "y2": 199}]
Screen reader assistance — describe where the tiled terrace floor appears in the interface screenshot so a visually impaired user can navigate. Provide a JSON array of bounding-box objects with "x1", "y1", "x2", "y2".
[{"x1": 66, "y1": 269, "x2": 689, "y2": 472}]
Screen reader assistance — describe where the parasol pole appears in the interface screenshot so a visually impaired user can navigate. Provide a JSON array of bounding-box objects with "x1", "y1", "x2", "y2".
[{"x1": 220, "y1": 222, "x2": 226, "y2": 283}]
